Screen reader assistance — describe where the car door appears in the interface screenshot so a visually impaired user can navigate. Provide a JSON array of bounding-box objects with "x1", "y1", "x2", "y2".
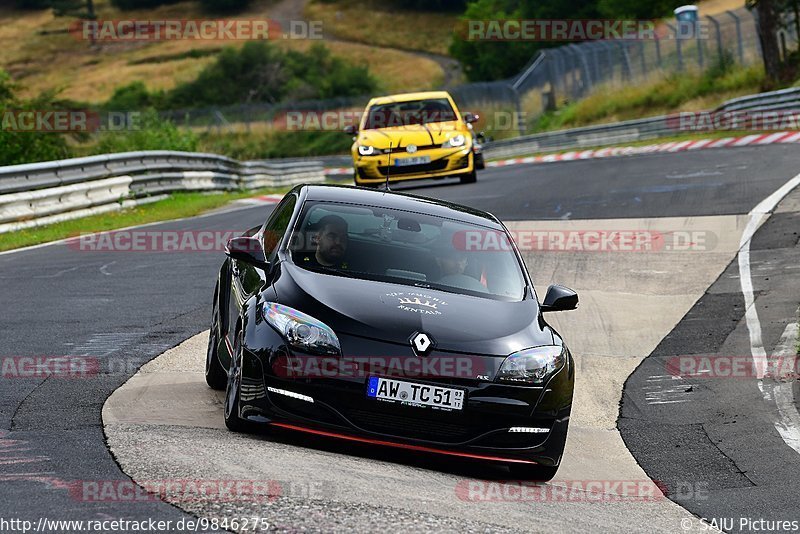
[{"x1": 225, "y1": 194, "x2": 298, "y2": 349}]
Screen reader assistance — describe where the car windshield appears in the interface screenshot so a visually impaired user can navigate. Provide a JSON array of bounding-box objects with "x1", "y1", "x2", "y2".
[
  {"x1": 288, "y1": 201, "x2": 526, "y2": 301},
  {"x1": 363, "y1": 99, "x2": 457, "y2": 130}
]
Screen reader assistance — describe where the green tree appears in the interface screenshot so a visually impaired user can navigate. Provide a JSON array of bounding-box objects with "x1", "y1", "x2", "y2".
[
  {"x1": 0, "y1": 71, "x2": 73, "y2": 166},
  {"x1": 198, "y1": 0, "x2": 252, "y2": 12},
  {"x1": 747, "y1": 0, "x2": 784, "y2": 83},
  {"x1": 51, "y1": 0, "x2": 95, "y2": 18}
]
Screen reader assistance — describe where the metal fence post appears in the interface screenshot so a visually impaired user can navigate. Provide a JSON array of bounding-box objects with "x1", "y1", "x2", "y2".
[
  {"x1": 696, "y1": 21, "x2": 705, "y2": 68},
  {"x1": 655, "y1": 36, "x2": 662, "y2": 68},
  {"x1": 638, "y1": 40, "x2": 647, "y2": 77},
  {"x1": 726, "y1": 10, "x2": 745, "y2": 63},
  {"x1": 619, "y1": 41, "x2": 633, "y2": 80},
  {"x1": 668, "y1": 23, "x2": 684, "y2": 71},
  {"x1": 707, "y1": 15, "x2": 724, "y2": 63}
]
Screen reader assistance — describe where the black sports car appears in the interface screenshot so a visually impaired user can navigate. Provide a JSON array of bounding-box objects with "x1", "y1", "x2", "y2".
[{"x1": 206, "y1": 184, "x2": 578, "y2": 480}]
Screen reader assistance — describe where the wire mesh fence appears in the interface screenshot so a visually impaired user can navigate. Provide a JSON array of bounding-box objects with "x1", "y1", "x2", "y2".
[{"x1": 166, "y1": 7, "x2": 798, "y2": 140}]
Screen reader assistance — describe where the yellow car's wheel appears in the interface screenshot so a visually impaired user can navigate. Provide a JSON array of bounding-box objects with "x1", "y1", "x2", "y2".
[{"x1": 460, "y1": 169, "x2": 477, "y2": 184}]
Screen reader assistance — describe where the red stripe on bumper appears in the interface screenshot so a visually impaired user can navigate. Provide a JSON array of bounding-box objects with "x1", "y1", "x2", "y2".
[{"x1": 269, "y1": 422, "x2": 539, "y2": 464}]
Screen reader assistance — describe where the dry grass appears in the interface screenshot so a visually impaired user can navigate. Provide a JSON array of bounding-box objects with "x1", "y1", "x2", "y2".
[
  {"x1": 0, "y1": 0, "x2": 441, "y2": 103},
  {"x1": 303, "y1": 0, "x2": 457, "y2": 56},
  {"x1": 696, "y1": 0, "x2": 746, "y2": 16}
]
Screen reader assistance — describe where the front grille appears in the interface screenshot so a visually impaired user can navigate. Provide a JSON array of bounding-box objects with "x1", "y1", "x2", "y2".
[
  {"x1": 378, "y1": 159, "x2": 448, "y2": 176},
  {"x1": 344, "y1": 407, "x2": 477, "y2": 443},
  {"x1": 389, "y1": 144, "x2": 437, "y2": 154}
]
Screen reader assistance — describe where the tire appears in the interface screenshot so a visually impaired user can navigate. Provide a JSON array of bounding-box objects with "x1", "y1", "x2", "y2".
[
  {"x1": 223, "y1": 331, "x2": 253, "y2": 433},
  {"x1": 205, "y1": 284, "x2": 227, "y2": 390},
  {"x1": 460, "y1": 169, "x2": 477, "y2": 184},
  {"x1": 508, "y1": 463, "x2": 559, "y2": 481}
]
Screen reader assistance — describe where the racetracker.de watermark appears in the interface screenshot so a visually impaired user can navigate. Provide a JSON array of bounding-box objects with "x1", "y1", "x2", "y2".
[
  {"x1": 668, "y1": 111, "x2": 800, "y2": 132},
  {"x1": 667, "y1": 355, "x2": 800, "y2": 379},
  {"x1": 455, "y1": 480, "x2": 666, "y2": 502},
  {"x1": 271, "y1": 354, "x2": 491, "y2": 379},
  {"x1": 71, "y1": 19, "x2": 322, "y2": 41},
  {"x1": 68, "y1": 479, "x2": 330, "y2": 503},
  {"x1": 0, "y1": 111, "x2": 140, "y2": 133},
  {"x1": 275, "y1": 110, "x2": 525, "y2": 132},
  {"x1": 452, "y1": 229, "x2": 717, "y2": 252},
  {"x1": 1, "y1": 356, "x2": 99, "y2": 379},
  {"x1": 459, "y1": 19, "x2": 709, "y2": 41},
  {"x1": 68, "y1": 230, "x2": 241, "y2": 253}
]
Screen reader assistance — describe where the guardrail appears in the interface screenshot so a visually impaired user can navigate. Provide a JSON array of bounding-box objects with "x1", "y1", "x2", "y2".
[
  {"x1": 714, "y1": 87, "x2": 800, "y2": 112},
  {"x1": 0, "y1": 151, "x2": 324, "y2": 233},
  {"x1": 483, "y1": 86, "x2": 800, "y2": 159}
]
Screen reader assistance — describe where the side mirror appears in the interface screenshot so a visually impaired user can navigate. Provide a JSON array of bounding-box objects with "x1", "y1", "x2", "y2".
[
  {"x1": 463, "y1": 112, "x2": 479, "y2": 124},
  {"x1": 225, "y1": 236, "x2": 269, "y2": 268},
  {"x1": 343, "y1": 125, "x2": 357, "y2": 135},
  {"x1": 540, "y1": 284, "x2": 578, "y2": 312}
]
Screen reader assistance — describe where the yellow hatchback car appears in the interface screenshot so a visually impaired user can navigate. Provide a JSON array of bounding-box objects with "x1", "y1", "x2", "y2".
[{"x1": 344, "y1": 91, "x2": 483, "y2": 187}]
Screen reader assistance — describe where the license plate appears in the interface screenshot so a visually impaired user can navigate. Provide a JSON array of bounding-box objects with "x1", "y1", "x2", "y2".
[
  {"x1": 394, "y1": 156, "x2": 430, "y2": 167},
  {"x1": 366, "y1": 376, "x2": 465, "y2": 411}
]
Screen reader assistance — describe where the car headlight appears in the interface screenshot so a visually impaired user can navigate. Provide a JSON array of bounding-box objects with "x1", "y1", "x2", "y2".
[
  {"x1": 442, "y1": 134, "x2": 466, "y2": 148},
  {"x1": 263, "y1": 302, "x2": 341, "y2": 356},
  {"x1": 495, "y1": 345, "x2": 567, "y2": 385},
  {"x1": 358, "y1": 145, "x2": 381, "y2": 156}
]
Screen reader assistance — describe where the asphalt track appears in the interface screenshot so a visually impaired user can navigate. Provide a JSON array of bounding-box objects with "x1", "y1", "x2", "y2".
[{"x1": 2, "y1": 143, "x2": 800, "y2": 532}]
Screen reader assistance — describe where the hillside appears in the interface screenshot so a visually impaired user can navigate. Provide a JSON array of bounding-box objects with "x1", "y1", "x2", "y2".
[{"x1": 0, "y1": 0, "x2": 445, "y2": 104}]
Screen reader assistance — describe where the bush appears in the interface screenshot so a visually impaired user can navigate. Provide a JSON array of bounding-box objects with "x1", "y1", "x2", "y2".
[
  {"x1": 198, "y1": 0, "x2": 251, "y2": 12},
  {"x1": 93, "y1": 109, "x2": 198, "y2": 154},
  {"x1": 109, "y1": 0, "x2": 182, "y2": 9},
  {"x1": 0, "y1": 71, "x2": 73, "y2": 166},
  {"x1": 198, "y1": 130, "x2": 352, "y2": 159},
  {"x1": 165, "y1": 42, "x2": 376, "y2": 108},
  {"x1": 105, "y1": 82, "x2": 166, "y2": 111},
  {"x1": 15, "y1": 0, "x2": 52, "y2": 8}
]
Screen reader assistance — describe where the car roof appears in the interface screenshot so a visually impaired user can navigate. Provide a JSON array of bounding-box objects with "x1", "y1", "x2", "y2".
[
  {"x1": 298, "y1": 184, "x2": 503, "y2": 229},
  {"x1": 369, "y1": 91, "x2": 453, "y2": 106}
]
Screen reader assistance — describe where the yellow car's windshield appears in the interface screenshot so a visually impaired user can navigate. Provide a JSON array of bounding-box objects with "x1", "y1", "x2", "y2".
[{"x1": 363, "y1": 99, "x2": 457, "y2": 130}]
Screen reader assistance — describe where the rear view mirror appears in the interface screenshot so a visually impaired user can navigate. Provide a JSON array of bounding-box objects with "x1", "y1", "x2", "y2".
[
  {"x1": 463, "y1": 112, "x2": 479, "y2": 124},
  {"x1": 225, "y1": 236, "x2": 269, "y2": 268},
  {"x1": 540, "y1": 284, "x2": 578, "y2": 312}
]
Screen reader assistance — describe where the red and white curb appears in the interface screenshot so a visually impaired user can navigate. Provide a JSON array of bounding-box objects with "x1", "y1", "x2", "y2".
[{"x1": 323, "y1": 131, "x2": 800, "y2": 175}]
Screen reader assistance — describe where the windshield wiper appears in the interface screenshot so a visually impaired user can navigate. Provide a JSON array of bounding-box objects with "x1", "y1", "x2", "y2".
[{"x1": 305, "y1": 265, "x2": 359, "y2": 278}]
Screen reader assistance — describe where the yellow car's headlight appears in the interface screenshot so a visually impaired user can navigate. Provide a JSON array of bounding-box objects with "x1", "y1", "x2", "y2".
[
  {"x1": 442, "y1": 134, "x2": 467, "y2": 148},
  {"x1": 358, "y1": 145, "x2": 382, "y2": 156}
]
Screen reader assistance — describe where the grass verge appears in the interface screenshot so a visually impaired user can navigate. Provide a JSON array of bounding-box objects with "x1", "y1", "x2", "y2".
[
  {"x1": 530, "y1": 63, "x2": 766, "y2": 133},
  {"x1": 0, "y1": 186, "x2": 289, "y2": 252},
  {"x1": 304, "y1": 0, "x2": 457, "y2": 56}
]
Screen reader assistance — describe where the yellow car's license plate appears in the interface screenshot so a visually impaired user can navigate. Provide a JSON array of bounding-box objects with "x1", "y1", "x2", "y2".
[{"x1": 394, "y1": 156, "x2": 431, "y2": 166}]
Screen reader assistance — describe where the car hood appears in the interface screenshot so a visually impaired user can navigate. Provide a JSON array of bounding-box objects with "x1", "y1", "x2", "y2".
[
  {"x1": 358, "y1": 122, "x2": 466, "y2": 149},
  {"x1": 274, "y1": 263, "x2": 552, "y2": 356}
]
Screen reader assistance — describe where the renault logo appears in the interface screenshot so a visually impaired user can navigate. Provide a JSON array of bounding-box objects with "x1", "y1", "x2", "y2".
[
  {"x1": 410, "y1": 332, "x2": 434, "y2": 356},
  {"x1": 406, "y1": 144, "x2": 417, "y2": 154}
]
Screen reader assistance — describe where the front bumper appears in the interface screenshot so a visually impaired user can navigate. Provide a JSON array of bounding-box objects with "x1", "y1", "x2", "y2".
[
  {"x1": 353, "y1": 147, "x2": 474, "y2": 185},
  {"x1": 238, "y1": 339, "x2": 573, "y2": 466}
]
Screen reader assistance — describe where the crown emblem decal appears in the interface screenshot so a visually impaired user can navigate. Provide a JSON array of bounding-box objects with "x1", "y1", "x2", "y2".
[
  {"x1": 397, "y1": 297, "x2": 437, "y2": 309},
  {"x1": 387, "y1": 292, "x2": 448, "y2": 316}
]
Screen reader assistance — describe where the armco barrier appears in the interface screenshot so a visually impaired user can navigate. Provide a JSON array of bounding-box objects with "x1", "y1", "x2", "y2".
[
  {"x1": 482, "y1": 87, "x2": 800, "y2": 160},
  {"x1": 0, "y1": 151, "x2": 324, "y2": 234}
]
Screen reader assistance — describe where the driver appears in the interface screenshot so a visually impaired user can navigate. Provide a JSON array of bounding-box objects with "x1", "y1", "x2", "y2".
[
  {"x1": 433, "y1": 243, "x2": 486, "y2": 293},
  {"x1": 301, "y1": 215, "x2": 350, "y2": 269}
]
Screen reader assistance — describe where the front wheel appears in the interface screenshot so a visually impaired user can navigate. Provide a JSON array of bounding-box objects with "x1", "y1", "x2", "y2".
[
  {"x1": 460, "y1": 169, "x2": 477, "y2": 184},
  {"x1": 205, "y1": 284, "x2": 227, "y2": 390},
  {"x1": 223, "y1": 331, "x2": 253, "y2": 433},
  {"x1": 508, "y1": 463, "x2": 559, "y2": 481}
]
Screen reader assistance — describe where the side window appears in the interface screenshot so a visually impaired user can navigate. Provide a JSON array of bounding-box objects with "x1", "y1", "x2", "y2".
[{"x1": 262, "y1": 195, "x2": 297, "y2": 261}]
